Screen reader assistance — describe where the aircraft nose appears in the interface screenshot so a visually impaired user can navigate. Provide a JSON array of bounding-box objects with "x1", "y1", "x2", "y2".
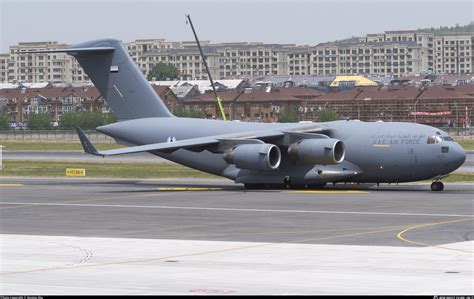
[{"x1": 452, "y1": 143, "x2": 466, "y2": 169}]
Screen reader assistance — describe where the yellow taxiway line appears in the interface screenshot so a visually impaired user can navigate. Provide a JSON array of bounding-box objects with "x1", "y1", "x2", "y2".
[
  {"x1": 157, "y1": 187, "x2": 223, "y2": 191},
  {"x1": 290, "y1": 190, "x2": 369, "y2": 194},
  {"x1": 396, "y1": 218, "x2": 474, "y2": 254}
]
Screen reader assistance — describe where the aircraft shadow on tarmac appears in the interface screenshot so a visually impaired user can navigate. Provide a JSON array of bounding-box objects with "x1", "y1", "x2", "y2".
[
  {"x1": 85, "y1": 181, "x2": 470, "y2": 194},
  {"x1": 17, "y1": 178, "x2": 470, "y2": 194}
]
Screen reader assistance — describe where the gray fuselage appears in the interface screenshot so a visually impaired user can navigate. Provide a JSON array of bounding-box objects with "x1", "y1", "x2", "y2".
[{"x1": 97, "y1": 117, "x2": 466, "y2": 185}]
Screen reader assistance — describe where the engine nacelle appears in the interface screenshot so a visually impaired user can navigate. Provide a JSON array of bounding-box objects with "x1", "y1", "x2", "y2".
[
  {"x1": 288, "y1": 138, "x2": 345, "y2": 165},
  {"x1": 223, "y1": 143, "x2": 281, "y2": 171}
]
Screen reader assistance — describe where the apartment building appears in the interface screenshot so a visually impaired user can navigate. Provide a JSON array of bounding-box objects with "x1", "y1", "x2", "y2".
[
  {"x1": 6, "y1": 41, "x2": 90, "y2": 84},
  {"x1": 310, "y1": 41, "x2": 423, "y2": 77},
  {"x1": 0, "y1": 54, "x2": 8, "y2": 82},
  {"x1": 125, "y1": 39, "x2": 182, "y2": 74},
  {"x1": 142, "y1": 46, "x2": 221, "y2": 80},
  {"x1": 434, "y1": 33, "x2": 473, "y2": 74},
  {"x1": 217, "y1": 43, "x2": 302, "y2": 77},
  {"x1": 381, "y1": 31, "x2": 434, "y2": 72},
  {"x1": 364, "y1": 30, "x2": 474, "y2": 74},
  {"x1": 1, "y1": 31, "x2": 472, "y2": 84},
  {"x1": 2, "y1": 39, "x2": 184, "y2": 84},
  {"x1": 143, "y1": 40, "x2": 426, "y2": 79},
  {"x1": 288, "y1": 47, "x2": 312, "y2": 76},
  {"x1": 141, "y1": 43, "x2": 310, "y2": 80}
]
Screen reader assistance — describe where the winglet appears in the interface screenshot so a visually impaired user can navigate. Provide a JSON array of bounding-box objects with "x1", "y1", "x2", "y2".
[{"x1": 75, "y1": 127, "x2": 102, "y2": 156}]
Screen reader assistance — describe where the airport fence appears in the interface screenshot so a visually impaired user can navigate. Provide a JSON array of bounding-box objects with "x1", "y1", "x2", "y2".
[
  {"x1": 442, "y1": 127, "x2": 474, "y2": 137},
  {"x1": 0, "y1": 130, "x2": 115, "y2": 142}
]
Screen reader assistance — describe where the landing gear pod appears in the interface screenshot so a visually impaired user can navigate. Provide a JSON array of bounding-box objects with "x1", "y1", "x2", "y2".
[
  {"x1": 223, "y1": 144, "x2": 281, "y2": 171},
  {"x1": 288, "y1": 139, "x2": 345, "y2": 165}
]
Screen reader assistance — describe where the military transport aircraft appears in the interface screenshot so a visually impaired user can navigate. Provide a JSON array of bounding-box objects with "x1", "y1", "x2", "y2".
[{"x1": 27, "y1": 38, "x2": 466, "y2": 191}]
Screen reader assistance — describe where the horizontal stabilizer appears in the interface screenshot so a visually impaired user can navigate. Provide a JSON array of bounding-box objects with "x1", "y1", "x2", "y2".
[{"x1": 20, "y1": 47, "x2": 115, "y2": 55}]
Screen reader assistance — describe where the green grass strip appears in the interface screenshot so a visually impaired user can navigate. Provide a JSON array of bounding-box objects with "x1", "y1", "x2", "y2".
[
  {"x1": 458, "y1": 140, "x2": 474, "y2": 151},
  {"x1": 0, "y1": 142, "x2": 123, "y2": 151},
  {"x1": 440, "y1": 173, "x2": 474, "y2": 182},
  {"x1": 0, "y1": 160, "x2": 217, "y2": 179}
]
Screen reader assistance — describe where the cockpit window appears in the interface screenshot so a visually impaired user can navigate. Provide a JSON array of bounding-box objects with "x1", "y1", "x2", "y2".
[
  {"x1": 427, "y1": 136, "x2": 443, "y2": 144},
  {"x1": 442, "y1": 136, "x2": 454, "y2": 142}
]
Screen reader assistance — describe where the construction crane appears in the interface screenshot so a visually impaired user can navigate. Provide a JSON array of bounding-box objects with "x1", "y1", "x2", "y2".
[{"x1": 185, "y1": 14, "x2": 226, "y2": 121}]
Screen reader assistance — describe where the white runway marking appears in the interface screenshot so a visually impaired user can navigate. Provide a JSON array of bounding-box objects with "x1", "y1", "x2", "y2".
[{"x1": 1, "y1": 201, "x2": 473, "y2": 218}]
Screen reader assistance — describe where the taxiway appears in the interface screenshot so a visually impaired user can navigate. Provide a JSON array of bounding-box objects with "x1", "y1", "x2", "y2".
[{"x1": 0, "y1": 178, "x2": 473, "y2": 294}]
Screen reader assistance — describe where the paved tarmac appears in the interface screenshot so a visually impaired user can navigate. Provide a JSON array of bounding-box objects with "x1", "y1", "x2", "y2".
[
  {"x1": 1, "y1": 177, "x2": 473, "y2": 246},
  {"x1": 0, "y1": 177, "x2": 473, "y2": 294}
]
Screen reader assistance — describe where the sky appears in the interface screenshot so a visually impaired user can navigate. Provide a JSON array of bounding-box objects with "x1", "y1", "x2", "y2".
[{"x1": 0, "y1": 0, "x2": 472, "y2": 52}]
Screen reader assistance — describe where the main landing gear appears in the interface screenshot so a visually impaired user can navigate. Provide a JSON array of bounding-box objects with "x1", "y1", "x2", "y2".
[{"x1": 431, "y1": 181, "x2": 444, "y2": 192}]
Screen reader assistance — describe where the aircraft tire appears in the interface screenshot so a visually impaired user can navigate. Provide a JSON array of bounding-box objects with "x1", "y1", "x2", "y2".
[
  {"x1": 437, "y1": 182, "x2": 444, "y2": 191},
  {"x1": 431, "y1": 181, "x2": 444, "y2": 191}
]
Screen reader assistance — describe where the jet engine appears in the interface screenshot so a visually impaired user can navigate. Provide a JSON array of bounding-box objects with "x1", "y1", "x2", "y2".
[
  {"x1": 288, "y1": 138, "x2": 345, "y2": 165},
  {"x1": 223, "y1": 143, "x2": 281, "y2": 171}
]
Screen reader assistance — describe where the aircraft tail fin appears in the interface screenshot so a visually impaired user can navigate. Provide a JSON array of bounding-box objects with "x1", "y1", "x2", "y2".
[{"x1": 25, "y1": 39, "x2": 173, "y2": 121}]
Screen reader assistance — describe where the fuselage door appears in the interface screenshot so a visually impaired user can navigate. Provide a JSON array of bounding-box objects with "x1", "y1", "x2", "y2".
[{"x1": 408, "y1": 147, "x2": 417, "y2": 180}]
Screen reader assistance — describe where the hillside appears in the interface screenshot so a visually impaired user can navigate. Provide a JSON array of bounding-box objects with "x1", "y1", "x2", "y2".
[{"x1": 416, "y1": 22, "x2": 474, "y2": 34}]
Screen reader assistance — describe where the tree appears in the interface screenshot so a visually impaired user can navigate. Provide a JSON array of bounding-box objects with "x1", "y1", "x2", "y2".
[
  {"x1": 60, "y1": 111, "x2": 117, "y2": 130},
  {"x1": 417, "y1": 22, "x2": 473, "y2": 33},
  {"x1": 103, "y1": 111, "x2": 117, "y2": 124},
  {"x1": 28, "y1": 112, "x2": 51, "y2": 130},
  {"x1": 147, "y1": 63, "x2": 179, "y2": 81},
  {"x1": 0, "y1": 113, "x2": 9, "y2": 130},
  {"x1": 277, "y1": 106, "x2": 301, "y2": 123},
  {"x1": 59, "y1": 111, "x2": 78, "y2": 130},
  {"x1": 76, "y1": 111, "x2": 107, "y2": 130},
  {"x1": 316, "y1": 108, "x2": 340, "y2": 122}
]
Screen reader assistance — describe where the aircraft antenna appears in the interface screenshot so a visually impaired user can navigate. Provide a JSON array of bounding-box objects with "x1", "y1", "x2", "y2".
[{"x1": 185, "y1": 14, "x2": 227, "y2": 120}]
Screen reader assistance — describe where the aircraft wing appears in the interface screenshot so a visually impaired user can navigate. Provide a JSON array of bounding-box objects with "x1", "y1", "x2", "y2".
[
  {"x1": 77, "y1": 127, "x2": 218, "y2": 156},
  {"x1": 76, "y1": 126, "x2": 322, "y2": 157}
]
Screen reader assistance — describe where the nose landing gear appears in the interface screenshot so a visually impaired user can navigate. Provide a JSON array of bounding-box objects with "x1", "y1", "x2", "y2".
[{"x1": 431, "y1": 181, "x2": 444, "y2": 192}]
